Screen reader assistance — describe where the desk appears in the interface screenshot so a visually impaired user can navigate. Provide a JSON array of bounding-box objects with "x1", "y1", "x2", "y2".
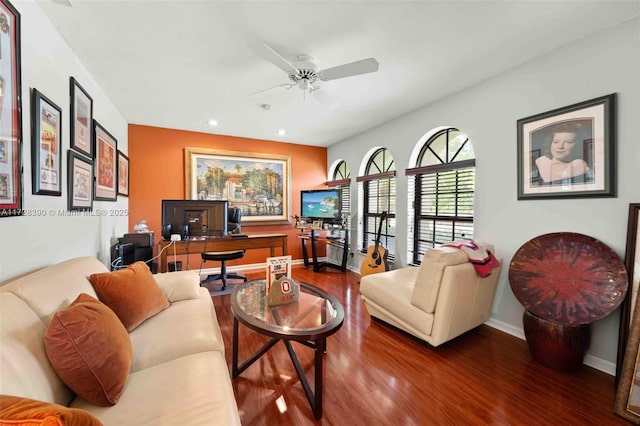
[
  {"x1": 159, "y1": 233, "x2": 288, "y2": 273},
  {"x1": 299, "y1": 230, "x2": 348, "y2": 272}
]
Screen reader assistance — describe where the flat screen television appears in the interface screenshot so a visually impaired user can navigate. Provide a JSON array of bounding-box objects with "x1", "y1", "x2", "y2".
[
  {"x1": 161, "y1": 200, "x2": 228, "y2": 239},
  {"x1": 300, "y1": 189, "x2": 341, "y2": 224}
]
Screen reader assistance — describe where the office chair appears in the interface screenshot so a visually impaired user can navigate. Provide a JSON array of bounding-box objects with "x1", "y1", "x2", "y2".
[{"x1": 199, "y1": 206, "x2": 248, "y2": 291}]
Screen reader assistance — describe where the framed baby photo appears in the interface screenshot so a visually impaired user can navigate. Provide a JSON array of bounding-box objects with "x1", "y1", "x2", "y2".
[{"x1": 516, "y1": 93, "x2": 616, "y2": 200}]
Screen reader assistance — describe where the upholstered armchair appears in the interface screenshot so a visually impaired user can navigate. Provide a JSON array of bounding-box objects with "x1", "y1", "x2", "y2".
[{"x1": 359, "y1": 244, "x2": 501, "y2": 347}]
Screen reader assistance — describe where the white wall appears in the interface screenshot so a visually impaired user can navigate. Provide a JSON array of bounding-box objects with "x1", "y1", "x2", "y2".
[
  {"x1": 0, "y1": 1, "x2": 128, "y2": 281},
  {"x1": 329, "y1": 17, "x2": 640, "y2": 373}
]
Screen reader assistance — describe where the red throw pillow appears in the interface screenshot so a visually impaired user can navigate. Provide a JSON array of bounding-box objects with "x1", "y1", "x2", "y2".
[
  {"x1": 89, "y1": 261, "x2": 169, "y2": 331},
  {"x1": 0, "y1": 395, "x2": 103, "y2": 425},
  {"x1": 44, "y1": 294, "x2": 131, "y2": 407}
]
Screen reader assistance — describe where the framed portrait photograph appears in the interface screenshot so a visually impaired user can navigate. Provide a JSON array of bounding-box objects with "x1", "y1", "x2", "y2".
[
  {"x1": 184, "y1": 147, "x2": 291, "y2": 224},
  {"x1": 517, "y1": 93, "x2": 616, "y2": 199},
  {"x1": 117, "y1": 150, "x2": 129, "y2": 196},
  {"x1": 31, "y1": 88, "x2": 62, "y2": 196},
  {"x1": 70, "y1": 76, "x2": 93, "y2": 158},
  {"x1": 0, "y1": 0, "x2": 22, "y2": 216},
  {"x1": 67, "y1": 150, "x2": 93, "y2": 211},
  {"x1": 93, "y1": 120, "x2": 117, "y2": 201}
]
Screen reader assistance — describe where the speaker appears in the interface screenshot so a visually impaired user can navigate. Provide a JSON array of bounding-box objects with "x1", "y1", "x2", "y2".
[{"x1": 162, "y1": 224, "x2": 172, "y2": 240}]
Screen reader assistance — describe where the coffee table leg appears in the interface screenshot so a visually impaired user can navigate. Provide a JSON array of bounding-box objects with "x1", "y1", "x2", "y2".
[
  {"x1": 314, "y1": 338, "x2": 326, "y2": 419},
  {"x1": 232, "y1": 316, "x2": 239, "y2": 377},
  {"x1": 284, "y1": 339, "x2": 326, "y2": 420}
]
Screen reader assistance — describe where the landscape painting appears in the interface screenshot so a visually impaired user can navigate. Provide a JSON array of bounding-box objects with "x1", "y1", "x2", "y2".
[{"x1": 185, "y1": 147, "x2": 290, "y2": 224}]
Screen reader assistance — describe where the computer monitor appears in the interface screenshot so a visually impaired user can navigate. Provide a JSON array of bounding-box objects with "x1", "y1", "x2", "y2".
[{"x1": 161, "y1": 200, "x2": 228, "y2": 239}]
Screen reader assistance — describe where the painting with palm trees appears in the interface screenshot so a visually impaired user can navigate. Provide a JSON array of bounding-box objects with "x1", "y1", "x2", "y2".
[{"x1": 185, "y1": 148, "x2": 290, "y2": 224}]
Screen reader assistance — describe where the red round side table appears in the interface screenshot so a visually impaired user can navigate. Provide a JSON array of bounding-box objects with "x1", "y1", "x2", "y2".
[{"x1": 509, "y1": 232, "x2": 628, "y2": 371}]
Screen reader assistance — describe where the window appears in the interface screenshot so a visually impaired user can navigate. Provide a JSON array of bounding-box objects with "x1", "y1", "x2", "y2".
[
  {"x1": 326, "y1": 160, "x2": 351, "y2": 238},
  {"x1": 357, "y1": 148, "x2": 396, "y2": 258},
  {"x1": 406, "y1": 128, "x2": 475, "y2": 264}
]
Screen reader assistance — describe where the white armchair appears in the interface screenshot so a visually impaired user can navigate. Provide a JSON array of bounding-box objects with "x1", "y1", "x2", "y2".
[{"x1": 359, "y1": 245, "x2": 501, "y2": 347}]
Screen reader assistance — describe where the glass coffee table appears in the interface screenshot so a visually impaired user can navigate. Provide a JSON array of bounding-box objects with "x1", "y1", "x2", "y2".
[{"x1": 230, "y1": 279, "x2": 344, "y2": 420}]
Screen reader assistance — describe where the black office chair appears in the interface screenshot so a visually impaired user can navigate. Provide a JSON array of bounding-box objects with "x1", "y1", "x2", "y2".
[{"x1": 199, "y1": 206, "x2": 248, "y2": 291}]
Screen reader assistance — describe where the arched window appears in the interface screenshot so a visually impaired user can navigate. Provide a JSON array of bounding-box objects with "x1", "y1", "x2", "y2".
[
  {"x1": 357, "y1": 148, "x2": 396, "y2": 257},
  {"x1": 327, "y1": 160, "x2": 351, "y2": 218},
  {"x1": 406, "y1": 128, "x2": 475, "y2": 264},
  {"x1": 327, "y1": 160, "x2": 351, "y2": 235}
]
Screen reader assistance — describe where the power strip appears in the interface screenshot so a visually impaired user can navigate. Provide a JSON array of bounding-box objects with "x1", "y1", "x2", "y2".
[{"x1": 170, "y1": 234, "x2": 181, "y2": 241}]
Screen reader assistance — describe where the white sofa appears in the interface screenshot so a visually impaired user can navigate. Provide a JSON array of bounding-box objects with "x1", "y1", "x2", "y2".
[
  {"x1": 0, "y1": 256, "x2": 241, "y2": 425},
  {"x1": 360, "y1": 245, "x2": 501, "y2": 347}
]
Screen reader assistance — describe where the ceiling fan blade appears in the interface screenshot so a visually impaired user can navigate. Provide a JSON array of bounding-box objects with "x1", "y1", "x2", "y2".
[
  {"x1": 311, "y1": 88, "x2": 341, "y2": 110},
  {"x1": 318, "y1": 58, "x2": 379, "y2": 81},
  {"x1": 248, "y1": 42, "x2": 299, "y2": 76},
  {"x1": 246, "y1": 82, "x2": 295, "y2": 97}
]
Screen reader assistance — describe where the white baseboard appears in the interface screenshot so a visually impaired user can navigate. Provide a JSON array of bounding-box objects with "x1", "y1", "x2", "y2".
[{"x1": 484, "y1": 318, "x2": 615, "y2": 376}]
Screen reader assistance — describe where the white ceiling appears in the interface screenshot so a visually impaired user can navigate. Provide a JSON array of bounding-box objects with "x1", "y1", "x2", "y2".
[{"x1": 36, "y1": 0, "x2": 640, "y2": 147}]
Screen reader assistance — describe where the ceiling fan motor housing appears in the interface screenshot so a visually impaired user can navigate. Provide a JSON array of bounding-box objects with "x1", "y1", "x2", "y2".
[{"x1": 289, "y1": 55, "x2": 319, "y2": 89}]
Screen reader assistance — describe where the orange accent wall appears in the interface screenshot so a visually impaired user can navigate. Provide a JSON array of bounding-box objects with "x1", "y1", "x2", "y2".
[{"x1": 128, "y1": 124, "x2": 328, "y2": 268}]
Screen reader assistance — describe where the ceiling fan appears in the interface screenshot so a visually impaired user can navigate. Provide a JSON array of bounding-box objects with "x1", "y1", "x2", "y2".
[{"x1": 248, "y1": 43, "x2": 379, "y2": 101}]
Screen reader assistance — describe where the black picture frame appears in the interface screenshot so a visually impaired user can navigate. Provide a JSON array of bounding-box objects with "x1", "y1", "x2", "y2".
[
  {"x1": 616, "y1": 204, "x2": 640, "y2": 381},
  {"x1": 70, "y1": 76, "x2": 93, "y2": 158},
  {"x1": 117, "y1": 150, "x2": 129, "y2": 197},
  {"x1": 30, "y1": 88, "x2": 62, "y2": 196},
  {"x1": 517, "y1": 94, "x2": 616, "y2": 200},
  {"x1": 93, "y1": 120, "x2": 117, "y2": 201},
  {"x1": 0, "y1": 0, "x2": 22, "y2": 217},
  {"x1": 67, "y1": 150, "x2": 93, "y2": 211},
  {"x1": 615, "y1": 204, "x2": 640, "y2": 422}
]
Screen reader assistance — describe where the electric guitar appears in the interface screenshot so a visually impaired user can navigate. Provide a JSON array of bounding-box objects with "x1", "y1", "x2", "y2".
[{"x1": 360, "y1": 211, "x2": 390, "y2": 277}]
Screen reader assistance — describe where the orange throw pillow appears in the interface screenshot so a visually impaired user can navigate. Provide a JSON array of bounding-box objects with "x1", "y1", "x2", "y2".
[
  {"x1": 44, "y1": 294, "x2": 131, "y2": 407},
  {"x1": 89, "y1": 261, "x2": 169, "y2": 331},
  {"x1": 0, "y1": 395, "x2": 103, "y2": 425}
]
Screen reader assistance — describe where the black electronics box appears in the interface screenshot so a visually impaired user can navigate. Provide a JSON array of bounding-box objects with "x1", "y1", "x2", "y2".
[{"x1": 121, "y1": 232, "x2": 153, "y2": 248}]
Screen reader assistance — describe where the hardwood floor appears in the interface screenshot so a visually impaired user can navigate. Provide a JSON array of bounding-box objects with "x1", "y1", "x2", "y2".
[{"x1": 212, "y1": 266, "x2": 627, "y2": 425}]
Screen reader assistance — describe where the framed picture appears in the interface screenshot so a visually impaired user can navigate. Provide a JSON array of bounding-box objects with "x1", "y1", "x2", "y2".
[
  {"x1": 615, "y1": 206, "x2": 640, "y2": 422},
  {"x1": 30, "y1": 88, "x2": 62, "y2": 196},
  {"x1": 117, "y1": 150, "x2": 129, "y2": 196},
  {"x1": 93, "y1": 120, "x2": 117, "y2": 201},
  {"x1": 184, "y1": 147, "x2": 291, "y2": 224},
  {"x1": 517, "y1": 93, "x2": 616, "y2": 199},
  {"x1": 70, "y1": 77, "x2": 93, "y2": 158},
  {"x1": 616, "y1": 204, "x2": 640, "y2": 383},
  {"x1": 0, "y1": 0, "x2": 22, "y2": 216},
  {"x1": 67, "y1": 150, "x2": 93, "y2": 211}
]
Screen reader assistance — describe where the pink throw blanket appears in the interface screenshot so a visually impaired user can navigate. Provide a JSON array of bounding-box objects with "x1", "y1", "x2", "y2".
[{"x1": 442, "y1": 240, "x2": 500, "y2": 278}]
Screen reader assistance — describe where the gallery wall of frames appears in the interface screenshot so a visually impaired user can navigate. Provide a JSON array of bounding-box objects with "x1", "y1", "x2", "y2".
[{"x1": 0, "y1": 0, "x2": 129, "y2": 218}]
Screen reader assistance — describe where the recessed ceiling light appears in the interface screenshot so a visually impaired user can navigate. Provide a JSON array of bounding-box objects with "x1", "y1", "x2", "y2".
[
  {"x1": 208, "y1": 119, "x2": 218, "y2": 126},
  {"x1": 277, "y1": 129, "x2": 286, "y2": 136}
]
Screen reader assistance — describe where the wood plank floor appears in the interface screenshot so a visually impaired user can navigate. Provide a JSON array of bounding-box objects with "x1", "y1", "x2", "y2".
[{"x1": 212, "y1": 266, "x2": 627, "y2": 425}]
